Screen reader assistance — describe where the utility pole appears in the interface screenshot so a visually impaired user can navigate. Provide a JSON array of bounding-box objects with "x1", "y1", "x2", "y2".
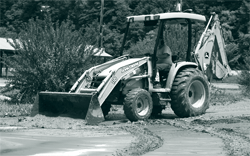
[
  {"x1": 175, "y1": 0, "x2": 182, "y2": 12},
  {"x1": 99, "y1": 0, "x2": 104, "y2": 48}
]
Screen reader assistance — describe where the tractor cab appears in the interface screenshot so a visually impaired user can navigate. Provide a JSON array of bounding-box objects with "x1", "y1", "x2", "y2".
[{"x1": 120, "y1": 12, "x2": 206, "y2": 80}]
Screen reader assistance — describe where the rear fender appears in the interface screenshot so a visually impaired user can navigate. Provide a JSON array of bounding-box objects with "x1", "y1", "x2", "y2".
[{"x1": 166, "y1": 62, "x2": 198, "y2": 89}]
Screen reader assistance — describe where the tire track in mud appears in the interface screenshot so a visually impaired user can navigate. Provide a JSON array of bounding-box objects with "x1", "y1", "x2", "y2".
[
  {"x1": 0, "y1": 115, "x2": 164, "y2": 156},
  {"x1": 146, "y1": 116, "x2": 250, "y2": 156},
  {"x1": 191, "y1": 117, "x2": 250, "y2": 156},
  {"x1": 113, "y1": 124, "x2": 164, "y2": 156}
]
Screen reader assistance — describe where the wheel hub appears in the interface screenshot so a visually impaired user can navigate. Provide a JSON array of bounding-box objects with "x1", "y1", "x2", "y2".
[
  {"x1": 136, "y1": 96, "x2": 149, "y2": 116},
  {"x1": 188, "y1": 80, "x2": 206, "y2": 108}
]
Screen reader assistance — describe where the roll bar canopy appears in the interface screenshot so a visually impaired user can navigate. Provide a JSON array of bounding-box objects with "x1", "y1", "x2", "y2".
[{"x1": 127, "y1": 12, "x2": 206, "y2": 23}]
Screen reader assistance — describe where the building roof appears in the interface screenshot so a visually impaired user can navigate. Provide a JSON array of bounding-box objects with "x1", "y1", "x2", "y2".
[
  {"x1": 0, "y1": 38, "x2": 15, "y2": 50},
  {"x1": 85, "y1": 45, "x2": 112, "y2": 57}
]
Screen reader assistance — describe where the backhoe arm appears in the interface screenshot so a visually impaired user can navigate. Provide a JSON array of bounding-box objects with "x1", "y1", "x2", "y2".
[{"x1": 195, "y1": 13, "x2": 231, "y2": 80}]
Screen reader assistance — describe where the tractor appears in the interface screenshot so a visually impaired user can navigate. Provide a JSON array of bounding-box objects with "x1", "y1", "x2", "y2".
[{"x1": 31, "y1": 10, "x2": 231, "y2": 125}]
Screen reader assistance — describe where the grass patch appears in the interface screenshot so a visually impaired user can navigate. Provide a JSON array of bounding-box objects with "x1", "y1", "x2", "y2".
[
  {"x1": 212, "y1": 75, "x2": 239, "y2": 83},
  {"x1": 238, "y1": 70, "x2": 250, "y2": 96},
  {"x1": 0, "y1": 101, "x2": 33, "y2": 117},
  {"x1": 0, "y1": 87, "x2": 32, "y2": 117},
  {"x1": 210, "y1": 86, "x2": 244, "y2": 105}
]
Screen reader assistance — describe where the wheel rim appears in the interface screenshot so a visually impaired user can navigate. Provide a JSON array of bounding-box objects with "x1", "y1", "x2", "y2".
[
  {"x1": 187, "y1": 80, "x2": 206, "y2": 108},
  {"x1": 135, "y1": 95, "x2": 150, "y2": 116}
]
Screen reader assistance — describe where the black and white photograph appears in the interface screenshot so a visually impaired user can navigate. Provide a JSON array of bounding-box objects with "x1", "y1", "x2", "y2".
[{"x1": 0, "y1": 0, "x2": 249, "y2": 155}]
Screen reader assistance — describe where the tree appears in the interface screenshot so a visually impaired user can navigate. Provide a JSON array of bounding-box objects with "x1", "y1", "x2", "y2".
[
  {"x1": 78, "y1": 0, "x2": 131, "y2": 56},
  {"x1": 4, "y1": 0, "x2": 81, "y2": 34},
  {"x1": 125, "y1": 0, "x2": 176, "y2": 44},
  {"x1": 5, "y1": 0, "x2": 42, "y2": 33},
  {"x1": 0, "y1": 0, "x2": 15, "y2": 27},
  {"x1": 237, "y1": 0, "x2": 250, "y2": 34},
  {"x1": 226, "y1": 0, "x2": 250, "y2": 69},
  {"x1": 128, "y1": 0, "x2": 176, "y2": 15}
]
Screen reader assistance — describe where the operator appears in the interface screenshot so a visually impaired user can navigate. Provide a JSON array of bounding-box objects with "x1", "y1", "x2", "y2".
[{"x1": 156, "y1": 37, "x2": 172, "y2": 76}]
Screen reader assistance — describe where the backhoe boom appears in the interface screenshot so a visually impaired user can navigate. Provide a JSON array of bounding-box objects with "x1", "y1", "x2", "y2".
[{"x1": 195, "y1": 13, "x2": 231, "y2": 80}]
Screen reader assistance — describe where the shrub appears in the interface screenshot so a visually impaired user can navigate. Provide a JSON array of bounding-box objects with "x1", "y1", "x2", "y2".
[
  {"x1": 237, "y1": 33, "x2": 250, "y2": 95},
  {"x1": 225, "y1": 43, "x2": 240, "y2": 69},
  {"x1": 3, "y1": 17, "x2": 96, "y2": 103},
  {"x1": 238, "y1": 66, "x2": 250, "y2": 96}
]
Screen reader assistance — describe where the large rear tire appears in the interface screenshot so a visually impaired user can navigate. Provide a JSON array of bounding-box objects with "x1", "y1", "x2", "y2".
[
  {"x1": 124, "y1": 88, "x2": 153, "y2": 121},
  {"x1": 170, "y1": 68, "x2": 209, "y2": 117}
]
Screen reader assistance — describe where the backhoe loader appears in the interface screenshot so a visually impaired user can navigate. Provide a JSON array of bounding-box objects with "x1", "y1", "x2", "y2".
[{"x1": 31, "y1": 11, "x2": 231, "y2": 125}]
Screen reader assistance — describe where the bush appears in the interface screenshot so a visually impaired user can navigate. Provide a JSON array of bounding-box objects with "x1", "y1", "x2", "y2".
[
  {"x1": 225, "y1": 43, "x2": 240, "y2": 69},
  {"x1": 3, "y1": 17, "x2": 95, "y2": 103},
  {"x1": 237, "y1": 33, "x2": 250, "y2": 95},
  {"x1": 238, "y1": 69, "x2": 250, "y2": 96}
]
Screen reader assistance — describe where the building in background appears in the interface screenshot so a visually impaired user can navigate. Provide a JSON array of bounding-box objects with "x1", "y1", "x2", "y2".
[{"x1": 0, "y1": 38, "x2": 15, "y2": 77}]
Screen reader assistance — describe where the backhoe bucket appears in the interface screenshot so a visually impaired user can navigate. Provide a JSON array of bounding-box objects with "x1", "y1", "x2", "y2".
[{"x1": 31, "y1": 92, "x2": 104, "y2": 125}]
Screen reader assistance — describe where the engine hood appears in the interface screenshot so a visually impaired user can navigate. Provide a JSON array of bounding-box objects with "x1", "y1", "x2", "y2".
[{"x1": 98, "y1": 58, "x2": 143, "y2": 77}]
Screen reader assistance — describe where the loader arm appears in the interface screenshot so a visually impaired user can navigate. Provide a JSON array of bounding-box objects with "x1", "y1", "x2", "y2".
[
  {"x1": 80, "y1": 57, "x2": 149, "y2": 106},
  {"x1": 194, "y1": 13, "x2": 231, "y2": 80},
  {"x1": 70, "y1": 55, "x2": 129, "y2": 93}
]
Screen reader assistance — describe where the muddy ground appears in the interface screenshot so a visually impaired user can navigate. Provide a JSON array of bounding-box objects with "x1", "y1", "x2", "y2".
[
  {"x1": 0, "y1": 87, "x2": 250, "y2": 156},
  {"x1": 0, "y1": 113, "x2": 164, "y2": 155},
  {"x1": 154, "y1": 99, "x2": 250, "y2": 156}
]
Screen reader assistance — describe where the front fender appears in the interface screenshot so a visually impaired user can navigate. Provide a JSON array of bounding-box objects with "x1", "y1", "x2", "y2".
[{"x1": 166, "y1": 62, "x2": 198, "y2": 89}]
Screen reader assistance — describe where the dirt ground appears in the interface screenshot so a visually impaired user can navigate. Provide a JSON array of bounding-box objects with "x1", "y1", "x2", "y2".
[
  {"x1": 0, "y1": 114, "x2": 165, "y2": 156},
  {"x1": 157, "y1": 98, "x2": 250, "y2": 156},
  {"x1": 0, "y1": 86, "x2": 250, "y2": 156}
]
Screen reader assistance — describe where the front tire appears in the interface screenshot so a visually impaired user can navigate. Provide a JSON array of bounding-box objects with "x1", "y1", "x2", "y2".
[
  {"x1": 124, "y1": 88, "x2": 153, "y2": 121},
  {"x1": 170, "y1": 68, "x2": 209, "y2": 117}
]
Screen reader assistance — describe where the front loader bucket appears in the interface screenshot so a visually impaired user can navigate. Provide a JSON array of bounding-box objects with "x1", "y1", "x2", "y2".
[{"x1": 30, "y1": 92, "x2": 104, "y2": 125}]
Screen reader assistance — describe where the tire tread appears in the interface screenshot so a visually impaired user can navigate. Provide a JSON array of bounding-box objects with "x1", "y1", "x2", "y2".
[
  {"x1": 170, "y1": 68, "x2": 209, "y2": 118},
  {"x1": 124, "y1": 88, "x2": 152, "y2": 121}
]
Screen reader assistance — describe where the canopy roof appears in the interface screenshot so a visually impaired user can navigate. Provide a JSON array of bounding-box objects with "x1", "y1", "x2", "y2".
[{"x1": 127, "y1": 12, "x2": 206, "y2": 23}]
